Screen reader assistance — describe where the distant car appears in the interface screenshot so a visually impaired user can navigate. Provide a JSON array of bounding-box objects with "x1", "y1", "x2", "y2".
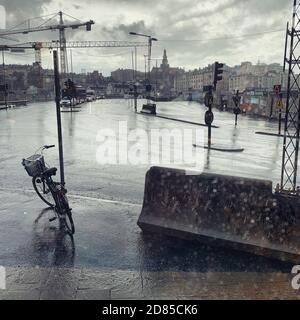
[
  {"x1": 86, "y1": 90, "x2": 96, "y2": 101},
  {"x1": 60, "y1": 99, "x2": 71, "y2": 107}
]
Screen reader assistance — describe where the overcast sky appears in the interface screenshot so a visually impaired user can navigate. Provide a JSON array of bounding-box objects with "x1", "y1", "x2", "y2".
[{"x1": 0, "y1": 0, "x2": 293, "y2": 75}]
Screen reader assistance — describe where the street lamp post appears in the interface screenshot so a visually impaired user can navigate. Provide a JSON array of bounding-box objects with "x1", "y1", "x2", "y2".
[
  {"x1": 2, "y1": 49, "x2": 7, "y2": 108},
  {"x1": 149, "y1": 58, "x2": 163, "y2": 99},
  {"x1": 129, "y1": 32, "x2": 157, "y2": 108},
  {"x1": 143, "y1": 54, "x2": 147, "y2": 81}
]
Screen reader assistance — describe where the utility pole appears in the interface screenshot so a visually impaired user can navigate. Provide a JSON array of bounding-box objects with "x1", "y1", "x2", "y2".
[
  {"x1": 131, "y1": 51, "x2": 135, "y2": 80},
  {"x1": 156, "y1": 60, "x2": 158, "y2": 98},
  {"x1": 70, "y1": 49, "x2": 74, "y2": 82},
  {"x1": 135, "y1": 47, "x2": 137, "y2": 80},
  {"x1": 129, "y1": 32, "x2": 157, "y2": 103},
  {"x1": 2, "y1": 49, "x2": 7, "y2": 108},
  {"x1": 53, "y1": 50, "x2": 65, "y2": 185},
  {"x1": 59, "y1": 11, "x2": 67, "y2": 75},
  {"x1": 144, "y1": 55, "x2": 147, "y2": 80},
  {"x1": 131, "y1": 51, "x2": 138, "y2": 112},
  {"x1": 147, "y1": 37, "x2": 152, "y2": 84}
]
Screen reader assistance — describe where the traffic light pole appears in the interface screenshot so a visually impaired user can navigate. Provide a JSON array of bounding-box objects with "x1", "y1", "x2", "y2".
[
  {"x1": 208, "y1": 118, "x2": 212, "y2": 147},
  {"x1": 203, "y1": 62, "x2": 224, "y2": 148},
  {"x1": 200, "y1": 63, "x2": 244, "y2": 153},
  {"x1": 53, "y1": 50, "x2": 65, "y2": 186},
  {"x1": 207, "y1": 92, "x2": 212, "y2": 148},
  {"x1": 204, "y1": 86, "x2": 214, "y2": 148},
  {"x1": 232, "y1": 91, "x2": 241, "y2": 126}
]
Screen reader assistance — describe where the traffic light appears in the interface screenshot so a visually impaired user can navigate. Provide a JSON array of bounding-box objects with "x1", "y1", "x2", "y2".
[
  {"x1": 86, "y1": 21, "x2": 93, "y2": 31},
  {"x1": 64, "y1": 79, "x2": 76, "y2": 99},
  {"x1": 214, "y1": 62, "x2": 224, "y2": 90},
  {"x1": 146, "y1": 84, "x2": 152, "y2": 92},
  {"x1": 64, "y1": 79, "x2": 74, "y2": 89},
  {"x1": 273, "y1": 84, "x2": 281, "y2": 96}
]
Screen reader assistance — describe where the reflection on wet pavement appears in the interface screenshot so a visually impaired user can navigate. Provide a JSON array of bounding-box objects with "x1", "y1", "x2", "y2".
[{"x1": 0, "y1": 100, "x2": 299, "y2": 299}]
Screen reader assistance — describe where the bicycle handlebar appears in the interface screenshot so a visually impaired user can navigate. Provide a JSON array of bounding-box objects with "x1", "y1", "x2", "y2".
[{"x1": 44, "y1": 145, "x2": 55, "y2": 149}]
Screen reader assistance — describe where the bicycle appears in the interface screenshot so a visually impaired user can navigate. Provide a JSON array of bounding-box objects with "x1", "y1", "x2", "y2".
[{"x1": 22, "y1": 145, "x2": 75, "y2": 235}]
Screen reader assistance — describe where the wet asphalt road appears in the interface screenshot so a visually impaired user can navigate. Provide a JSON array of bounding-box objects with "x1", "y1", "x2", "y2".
[{"x1": 0, "y1": 100, "x2": 296, "y2": 273}]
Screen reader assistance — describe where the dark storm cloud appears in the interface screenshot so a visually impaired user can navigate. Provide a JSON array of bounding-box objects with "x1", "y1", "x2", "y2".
[
  {"x1": 68, "y1": 0, "x2": 294, "y2": 70},
  {"x1": 171, "y1": 0, "x2": 241, "y2": 24},
  {"x1": 0, "y1": 0, "x2": 90, "y2": 43},
  {"x1": 101, "y1": 20, "x2": 153, "y2": 40},
  {"x1": 2, "y1": 0, "x2": 52, "y2": 26},
  {"x1": 0, "y1": 0, "x2": 295, "y2": 72}
]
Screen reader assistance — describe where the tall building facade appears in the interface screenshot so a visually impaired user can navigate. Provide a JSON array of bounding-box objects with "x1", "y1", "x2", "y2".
[{"x1": 228, "y1": 62, "x2": 287, "y2": 92}]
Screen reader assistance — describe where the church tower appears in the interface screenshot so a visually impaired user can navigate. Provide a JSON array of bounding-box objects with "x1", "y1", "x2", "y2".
[{"x1": 161, "y1": 49, "x2": 169, "y2": 68}]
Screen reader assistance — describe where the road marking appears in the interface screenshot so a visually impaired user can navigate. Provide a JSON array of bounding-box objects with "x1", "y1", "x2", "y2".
[{"x1": 0, "y1": 187, "x2": 141, "y2": 207}]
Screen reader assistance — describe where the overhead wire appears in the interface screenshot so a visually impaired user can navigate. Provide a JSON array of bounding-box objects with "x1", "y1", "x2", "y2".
[
  {"x1": 7, "y1": 12, "x2": 58, "y2": 31},
  {"x1": 61, "y1": 12, "x2": 83, "y2": 23},
  {"x1": 159, "y1": 29, "x2": 285, "y2": 42}
]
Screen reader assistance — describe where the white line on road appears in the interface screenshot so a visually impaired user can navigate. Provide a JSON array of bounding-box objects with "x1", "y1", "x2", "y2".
[{"x1": 0, "y1": 187, "x2": 141, "y2": 207}]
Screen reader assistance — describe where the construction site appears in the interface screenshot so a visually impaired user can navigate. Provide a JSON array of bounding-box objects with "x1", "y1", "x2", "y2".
[{"x1": 0, "y1": 0, "x2": 299, "y2": 302}]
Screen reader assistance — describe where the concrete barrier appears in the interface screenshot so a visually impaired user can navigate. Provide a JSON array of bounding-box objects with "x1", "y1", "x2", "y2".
[{"x1": 138, "y1": 166, "x2": 300, "y2": 263}]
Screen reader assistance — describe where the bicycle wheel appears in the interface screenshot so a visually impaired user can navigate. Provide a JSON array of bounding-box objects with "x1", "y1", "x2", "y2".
[
  {"x1": 65, "y1": 210, "x2": 75, "y2": 235},
  {"x1": 56, "y1": 193, "x2": 75, "y2": 235},
  {"x1": 32, "y1": 176, "x2": 55, "y2": 207}
]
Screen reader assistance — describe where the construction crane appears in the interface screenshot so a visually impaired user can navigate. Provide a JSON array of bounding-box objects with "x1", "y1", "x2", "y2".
[
  {"x1": 0, "y1": 11, "x2": 94, "y2": 73},
  {"x1": 14, "y1": 40, "x2": 148, "y2": 67}
]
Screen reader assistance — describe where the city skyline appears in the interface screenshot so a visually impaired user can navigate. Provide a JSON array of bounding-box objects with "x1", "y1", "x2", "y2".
[
  {"x1": 0, "y1": 0, "x2": 292, "y2": 75},
  {"x1": 0, "y1": 47, "x2": 287, "y2": 77}
]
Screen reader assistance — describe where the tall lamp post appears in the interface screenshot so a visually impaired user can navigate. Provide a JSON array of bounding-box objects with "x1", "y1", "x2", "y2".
[
  {"x1": 129, "y1": 32, "x2": 158, "y2": 112},
  {"x1": 143, "y1": 54, "x2": 148, "y2": 81},
  {"x1": 1, "y1": 48, "x2": 8, "y2": 108},
  {"x1": 129, "y1": 32, "x2": 157, "y2": 82},
  {"x1": 150, "y1": 58, "x2": 163, "y2": 99}
]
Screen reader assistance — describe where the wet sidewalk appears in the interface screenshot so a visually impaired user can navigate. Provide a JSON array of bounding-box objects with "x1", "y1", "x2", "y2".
[
  {"x1": 1, "y1": 267, "x2": 299, "y2": 300},
  {"x1": 0, "y1": 189, "x2": 299, "y2": 300}
]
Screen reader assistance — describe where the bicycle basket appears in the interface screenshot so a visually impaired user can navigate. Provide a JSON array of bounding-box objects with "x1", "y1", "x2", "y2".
[{"x1": 22, "y1": 154, "x2": 46, "y2": 177}]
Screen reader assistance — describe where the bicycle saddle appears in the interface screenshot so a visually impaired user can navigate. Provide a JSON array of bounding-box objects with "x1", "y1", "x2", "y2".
[{"x1": 42, "y1": 167, "x2": 57, "y2": 177}]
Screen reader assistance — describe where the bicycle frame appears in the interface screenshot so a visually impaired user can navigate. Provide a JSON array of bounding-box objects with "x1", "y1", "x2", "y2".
[
  {"x1": 23, "y1": 144, "x2": 75, "y2": 234},
  {"x1": 44, "y1": 175, "x2": 66, "y2": 209}
]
